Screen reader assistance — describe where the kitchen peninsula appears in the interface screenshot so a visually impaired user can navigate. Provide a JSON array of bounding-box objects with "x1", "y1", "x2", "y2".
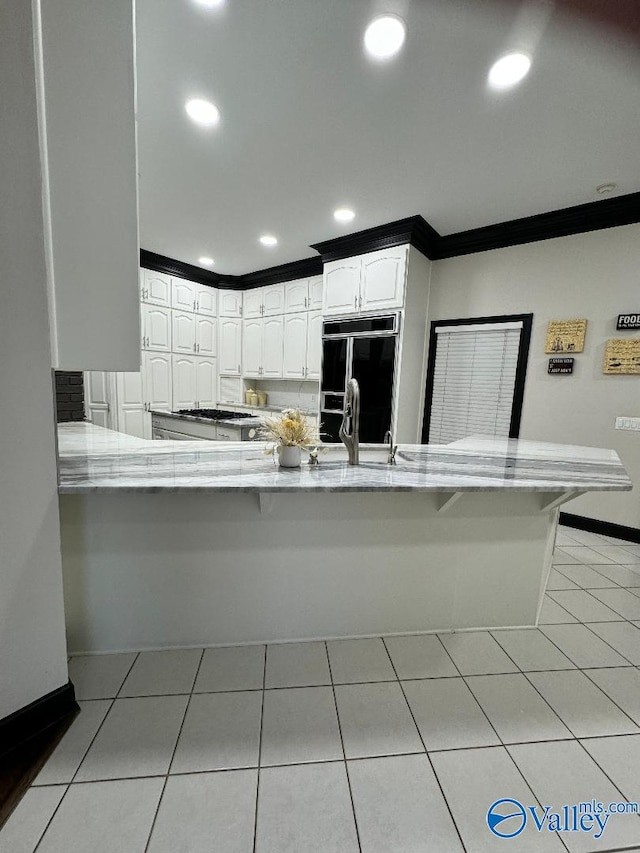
[{"x1": 58, "y1": 423, "x2": 631, "y2": 654}]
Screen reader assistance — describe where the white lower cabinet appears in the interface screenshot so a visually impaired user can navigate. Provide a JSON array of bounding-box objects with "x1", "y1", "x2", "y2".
[
  {"x1": 172, "y1": 355, "x2": 217, "y2": 410},
  {"x1": 218, "y1": 317, "x2": 242, "y2": 375},
  {"x1": 84, "y1": 371, "x2": 113, "y2": 428},
  {"x1": 115, "y1": 371, "x2": 149, "y2": 438},
  {"x1": 143, "y1": 352, "x2": 172, "y2": 411},
  {"x1": 242, "y1": 318, "x2": 263, "y2": 378},
  {"x1": 195, "y1": 357, "x2": 217, "y2": 408}
]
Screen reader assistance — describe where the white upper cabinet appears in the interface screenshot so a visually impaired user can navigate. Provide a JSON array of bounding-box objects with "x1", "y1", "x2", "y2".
[
  {"x1": 323, "y1": 247, "x2": 407, "y2": 316},
  {"x1": 282, "y1": 313, "x2": 308, "y2": 379},
  {"x1": 284, "y1": 279, "x2": 309, "y2": 314},
  {"x1": 306, "y1": 311, "x2": 323, "y2": 380},
  {"x1": 262, "y1": 316, "x2": 284, "y2": 377},
  {"x1": 262, "y1": 284, "x2": 285, "y2": 316},
  {"x1": 195, "y1": 357, "x2": 217, "y2": 408},
  {"x1": 195, "y1": 284, "x2": 217, "y2": 317},
  {"x1": 218, "y1": 317, "x2": 242, "y2": 375},
  {"x1": 308, "y1": 276, "x2": 323, "y2": 310},
  {"x1": 171, "y1": 355, "x2": 197, "y2": 410},
  {"x1": 172, "y1": 311, "x2": 196, "y2": 354},
  {"x1": 195, "y1": 315, "x2": 216, "y2": 356},
  {"x1": 360, "y1": 246, "x2": 407, "y2": 312},
  {"x1": 142, "y1": 304, "x2": 171, "y2": 351},
  {"x1": 143, "y1": 351, "x2": 172, "y2": 411},
  {"x1": 172, "y1": 278, "x2": 196, "y2": 313},
  {"x1": 219, "y1": 289, "x2": 243, "y2": 318},
  {"x1": 323, "y1": 259, "x2": 362, "y2": 316},
  {"x1": 142, "y1": 271, "x2": 172, "y2": 308},
  {"x1": 243, "y1": 288, "x2": 264, "y2": 319},
  {"x1": 242, "y1": 318, "x2": 263, "y2": 378}
]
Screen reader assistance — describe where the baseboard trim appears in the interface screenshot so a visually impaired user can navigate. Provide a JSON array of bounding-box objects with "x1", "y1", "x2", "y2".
[
  {"x1": 559, "y1": 512, "x2": 640, "y2": 544},
  {"x1": 0, "y1": 682, "x2": 78, "y2": 759}
]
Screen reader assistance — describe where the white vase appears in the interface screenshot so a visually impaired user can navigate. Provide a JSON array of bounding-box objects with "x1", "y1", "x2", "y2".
[{"x1": 278, "y1": 445, "x2": 301, "y2": 468}]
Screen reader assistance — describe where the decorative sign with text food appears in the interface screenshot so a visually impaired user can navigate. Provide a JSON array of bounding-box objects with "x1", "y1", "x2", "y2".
[
  {"x1": 617, "y1": 313, "x2": 640, "y2": 330},
  {"x1": 548, "y1": 357, "x2": 574, "y2": 375},
  {"x1": 545, "y1": 319, "x2": 587, "y2": 354},
  {"x1": 603, "y1": 339, "x2": 640, "y2": 375}
]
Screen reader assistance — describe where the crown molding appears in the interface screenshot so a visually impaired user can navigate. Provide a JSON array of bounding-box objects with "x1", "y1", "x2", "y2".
[
  {"x1": 139, "y1": 250, "x2": 241, "y2": 288},
  {"x1": 242, "y1": 256, "x2": 323, "y2": 289},
  {"x1": 310, "y1": 215, "x2": 440, "y2": 263}
]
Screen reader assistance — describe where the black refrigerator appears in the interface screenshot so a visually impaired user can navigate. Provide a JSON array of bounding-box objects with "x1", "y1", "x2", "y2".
[{"x1": 320, "y1": 314, "x2": 398, "y2": 443}]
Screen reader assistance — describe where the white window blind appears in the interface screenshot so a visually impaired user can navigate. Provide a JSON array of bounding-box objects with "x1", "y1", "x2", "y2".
[{"x1": 428, "y1": 322, "x2": 523, "y2": 444}]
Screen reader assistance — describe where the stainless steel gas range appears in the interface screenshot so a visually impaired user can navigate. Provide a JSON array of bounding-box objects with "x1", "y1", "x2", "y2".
[{"x1": 151, "y1": 408, "x2": 262, "y2": 441}]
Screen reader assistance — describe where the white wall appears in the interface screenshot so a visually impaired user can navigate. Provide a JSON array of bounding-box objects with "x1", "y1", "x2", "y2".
[
  {"x1": 37, "y1": 0, "x2": 140, "y2": 372},
  {"x1": 0, "y1": 0, "x2": 69, "y2": 718},
  {"x1": 428, "y1": 224, "x2": 640, "y2": 529}
]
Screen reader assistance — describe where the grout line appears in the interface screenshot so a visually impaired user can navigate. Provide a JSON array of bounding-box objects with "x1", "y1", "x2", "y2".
[
  {"x1": 115, "y1": 652, "x2": 141, "y2": 699},
  {"x1": 324, "y1": 641, "x2": 363, "y2": 853},
  {"x1": 251, "y1": 645, "x2": 267, "y2": 853},
  {"x1": 381, "y1": 637, "x2": 469, "y2": 853}
]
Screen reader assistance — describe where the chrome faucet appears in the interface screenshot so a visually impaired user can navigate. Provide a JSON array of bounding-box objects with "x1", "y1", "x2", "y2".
[
  {"x1": 339, "y1": 378, "x2": 360, "y2": 465},
  {"x1": 384, "y1": 429, "x2": 398, "y2": 465}
]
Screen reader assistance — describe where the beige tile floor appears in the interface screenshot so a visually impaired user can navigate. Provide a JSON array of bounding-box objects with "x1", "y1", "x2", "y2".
[{"x1": 3, "y1": 526, "x2": 640, "y2": 852}]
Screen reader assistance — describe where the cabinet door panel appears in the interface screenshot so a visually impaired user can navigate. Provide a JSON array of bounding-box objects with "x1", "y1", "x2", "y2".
[
  {"x1": 282, "y1": 313, "x2": 308, "y2": 379},
  {"x1": 195, "y1": 357, "x2": 217, "y2": 408},
  {"x1": 360, "y1": 247, "x2": 406, "y2": 311},
  {"x1": 308, "y1": 276, "x2": 323, "y2": 310},
  {"x1": 306, "y1": 311, "x2": 323, "y2": 380},
  {"x1": 262, "y1": 284, "x2": 285, "y2": 316},
  {"x1": 172, "y1": 311, "x2": 196, "y2": 354},
  {"x1": 284, "y1": 279, "x2": 309, "y2": 313},
  {"x1": 242, "y1": 318, "x2": 263, "y2": 377},
  {"x1": 143, "y1": 352, "x2": 172, "y2": 411},
  {"x1": 143, "y1": 305, "x2": 171, "y2": 351},
  {"x1": 171, "y1": 355, "x2": 197, "y2": 410},
  {"x1": 323, "y1": 260, "x2": 361, "y2": 316},
  {"x1": 172, "y1": 279, "x2": 196, "y2": 312},
  {"x1": 219, "y1": 289, "x2": 243, "y2": 317},
  {"x1": 143, "y1": 271, "x2": 171, "y2": 307},
  {"x1": 243, "y1": 288, "x2": 264, "y2": 319},
  {"x1": 262, "y1": 316, "x2": 284, "y2": 378},
  {"x1": 195, "y1": 284, "x2": 217, "y2": 317},
  {"x1": 195, "y1": 316, "x2": 216, "y2": 356},
  {"x1": 85, "y1": 370, "x2": 110, "y2": 407},
  {"x1": 115, "y1": 371, "x2": 148, "y2": 438},
  {"x1": 218, "y1": 318, "x2": 242, "y2": 375}
]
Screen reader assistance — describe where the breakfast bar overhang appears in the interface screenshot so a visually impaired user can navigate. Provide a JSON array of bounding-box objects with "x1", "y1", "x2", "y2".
[{"x1": 57, "y1": 424, "x2": 632, "y2": 653}]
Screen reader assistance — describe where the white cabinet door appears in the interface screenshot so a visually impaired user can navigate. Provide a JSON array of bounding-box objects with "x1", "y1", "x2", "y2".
[
  {"x1": 172, "y1": 311, "x2": 196, "y2": 354},
  {"x1": 282, "y1": 313, "x2": 308, "y2": 379},
  {"x1": 195, "y1": 315, "x2": 216, "y2": 356},
  {"x1": 323, "y1": 259, "x2": 361, "y2": 315},
  {"x1": 115, "y1": 371, "x2": 149, "y2": 438},
  {"x1": 142, "y1": 271, "x2": 172, "y2": 307},
  {"x1": 284, "y1": 279, "x2": 309, "y2": 313},
  {"x1": 262, "y1": 283, "x2": 285, "y2": 316},
  {"x1": 143, "y1": 352, "x2": 172, "y2": 411},
  {"x1": 219, "y1": 289, "x2": 243, "y2": 317},
  {"x1": 143, "y1": 305, "x2": 172, "y2": 351},
  {"x1": 171, "y1": 278, "x2": 196, "y2": 312},
  {"x1": 218, "y1": 317, "x2": 242, "y2": 375},
  {"x1": 242, "y1": 318, "x2": 263, "y2": 378},
  {"x1": 262, "y1": 315, "x2": 284, "y2": 378},
  {"x1": 308, "y1": 276, "x2": 323, "y2": 310},
  {"x1": 243, "y1": 288, "x2": 263, "y2": 319},
  {"x1": 171, "y1": 355, "x2": 197, "y2": 410},
  {"x1": 360, "y1": 246, "x2": 407, "y2": 312},
  {"x1": 84, "y1": 371, "x2": 113, "y2": 427},
  {"x1": 306, "y1": 311, "x2": 323, "y2": 380},
  {"x1": 195, "y1": 357, "x2": 217, "y2": 408},
  {"x1": 195, "y1": 284, "x2": 217, "y2": 317}
]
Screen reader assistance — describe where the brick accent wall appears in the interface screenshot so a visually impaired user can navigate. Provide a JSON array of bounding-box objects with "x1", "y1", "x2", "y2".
[{"x1": 55, "y1": 371, "x2": 85, "y2": 422}]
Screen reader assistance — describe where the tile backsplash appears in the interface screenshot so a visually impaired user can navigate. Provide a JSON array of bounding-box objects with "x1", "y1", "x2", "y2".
[{"x1": 248, "y1": 379, "x2": 318, "y2": 412}]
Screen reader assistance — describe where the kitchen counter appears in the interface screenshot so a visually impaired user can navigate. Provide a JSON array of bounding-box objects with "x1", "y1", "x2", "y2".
[
  {"x1": 58, "y1": 423, "x2": 631, "y2": 495},
  {"x1": 148, "y1": 409, "x2": 263, "y2": 428},
  {"x1": 57, "y1": 423, "x2": 633, "y2": 652}
]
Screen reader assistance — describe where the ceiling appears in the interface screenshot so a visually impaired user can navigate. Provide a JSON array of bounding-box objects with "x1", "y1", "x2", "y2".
[{"x1": 135, "y1": 0, "x2": 640, "y2": 275}]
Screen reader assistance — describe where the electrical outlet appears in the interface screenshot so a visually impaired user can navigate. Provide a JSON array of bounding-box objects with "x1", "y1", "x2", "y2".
[{"x1": 615, "y1": 417, "x2": 640, "y2": 431}]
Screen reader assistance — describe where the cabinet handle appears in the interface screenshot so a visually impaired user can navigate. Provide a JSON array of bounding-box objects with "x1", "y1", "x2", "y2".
[
  {"x1": 359, "y1": 296, "x2": 362, "y2": 310},
  {"x1": 238, "y1": 364, "x2": 241, "y2": 374},
  {"x1": 354, "y1": 296, "x2": 358, "y2": 310},
  {"x1": 304, "y1": 297, "x2": 307, "y2": 309},
  {"x1": 197, "y1": 344, "x2": 200, "y2": 353}
]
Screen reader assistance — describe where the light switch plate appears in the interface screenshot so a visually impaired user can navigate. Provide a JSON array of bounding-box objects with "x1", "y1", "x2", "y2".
[{"x1": 615, "y1": 417, "x2": 640, "y2": 431}]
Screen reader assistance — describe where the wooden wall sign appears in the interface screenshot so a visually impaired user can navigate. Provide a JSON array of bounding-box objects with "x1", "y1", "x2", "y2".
[
  {"x1": 617, "y1": 313, "x2": 640, "y2": 330},
  {"x1": 545, "y1": 319, "x2": 587, "y2": 353},
  {"x1": 548, "y1": 357, "x2": 574, "y2": 375},
  {"x1": 604, "y1": 339, "x2": 640, "y2": 374}
]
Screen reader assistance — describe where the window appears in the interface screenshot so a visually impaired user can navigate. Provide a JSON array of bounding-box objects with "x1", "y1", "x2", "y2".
[{"x1": 422, "y1": 314, "x2": 532, "y2": 444}]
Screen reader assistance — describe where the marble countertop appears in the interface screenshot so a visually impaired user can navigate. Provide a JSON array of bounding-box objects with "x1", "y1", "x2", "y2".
[
  {"x1": 57, "y1": 423, "x2": 633, "y2": 495},
  {"x1": 150, "y1": 410, "x2": 262, "y2": 428}
]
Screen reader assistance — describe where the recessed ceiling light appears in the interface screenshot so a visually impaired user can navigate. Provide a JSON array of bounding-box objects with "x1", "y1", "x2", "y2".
[
  {"x1": 364, "y1": 15, "x2": 406, "y2": 61},
  {"x1": 596, "y1": 183, "x2": 617, "y2": 195},
  {"x1": 185, "y1": 98, "x2": 220, "y2": 127},
  {"x1": 192, "y1": 0, "x2": 225, "y2": 7},
  {"x1": 198, "y1": 256, "x2": 214, "y2": 266},
  {"x1": 334, "y1": 208, "x2": 356, "y2": 224},
  {"x1": 488, "y1": 52, "x2": 531, "y2": 90},
  {"x1": 259, "y1": 235, "x2": 278, "y2": 247}
]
